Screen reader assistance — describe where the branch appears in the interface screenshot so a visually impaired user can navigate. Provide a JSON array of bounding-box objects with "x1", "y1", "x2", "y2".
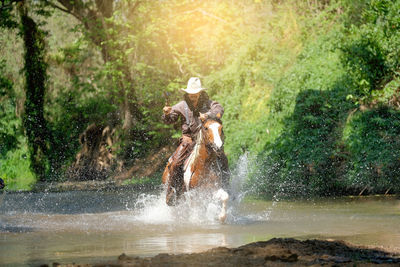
[
  {"x1": 55, "y1": 0, "x2": 91, "y2": 22},
  {"x1": 43, "y1": 0, "x2": 69, "y2": 13},
  {"x1": 43, "y1": 0, "x2": 82, "y2": 21}
]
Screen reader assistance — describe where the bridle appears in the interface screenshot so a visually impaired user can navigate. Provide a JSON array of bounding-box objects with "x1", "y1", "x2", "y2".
[
  {"x1": 192, "y1": 120, "x2": 224, "y2": 180},
  {"x1": 200, "y1": 120, "x2": 223, "y2": 154}
]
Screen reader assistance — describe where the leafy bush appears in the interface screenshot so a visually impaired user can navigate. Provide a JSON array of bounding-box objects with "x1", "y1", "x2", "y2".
[
  {"x1": 0, "y1": 60, "x2": 36, "y2": 190},
  {"x1": 252, "y1": 0, "x2": 400, "y2": 197},
  {"x1": 213, "y1": 0, "x2": 400, "y2": 197},
  {"x1": 0, "y1": 60, "x2": 18, "y2": 156},
  {"x1": 1, "y1": 0, "x2": 400, "y2": 195},
  {"x1": 253, "y1": 36, "x2": 356, "y2": 197},
  {"x1": 343, "y1": 106, "x2": 400, "y2": 193},
  {"x1": 340, "y1": 0, "x2": 400, "y2": 100},
  {"x1": 0, "y1": 139, "x2": 36, "y2": 191}
]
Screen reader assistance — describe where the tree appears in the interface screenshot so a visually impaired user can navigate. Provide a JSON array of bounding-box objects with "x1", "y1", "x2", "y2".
[
  {"x1": 0, "y1": 0, "x2": 52, "y2": 181},
  {"x1": 47, "y1": 0, "x2": 143, "y2": 131},
  {"x1": 18, "y1": 1, "x2": 50, "y2": 180}
]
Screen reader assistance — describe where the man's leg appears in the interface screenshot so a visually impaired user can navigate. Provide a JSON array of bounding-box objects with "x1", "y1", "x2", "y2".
[{"x1": 165, "y1": 136, "x2": 193, "y2": 205}]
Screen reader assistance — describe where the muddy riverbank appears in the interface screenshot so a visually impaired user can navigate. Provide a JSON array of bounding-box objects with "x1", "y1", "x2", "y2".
[{"x1": 41, "y1": 238, "x2": 400, "y2": 266}]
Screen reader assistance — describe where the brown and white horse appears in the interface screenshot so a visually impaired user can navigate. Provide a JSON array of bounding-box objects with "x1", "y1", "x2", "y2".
[{"x1": 162, "y1": 119, "x2": 229, "y2": 222}]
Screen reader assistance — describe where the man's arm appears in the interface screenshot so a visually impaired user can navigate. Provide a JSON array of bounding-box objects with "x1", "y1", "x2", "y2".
[
  {"x1": 162, "y1": 103, "x2": 181, "y2": 124},
  {"x1": 205, "y1": 100, "x2": 224, "y2": 120}
]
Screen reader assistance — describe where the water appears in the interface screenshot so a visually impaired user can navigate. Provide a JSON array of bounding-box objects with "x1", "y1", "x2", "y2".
[
  {"x1": 0, "y1": 190, "x2": 399, "y2": 266},
  {"x1": 0, "y1": 153, "x2": 399, "y2": 266}
]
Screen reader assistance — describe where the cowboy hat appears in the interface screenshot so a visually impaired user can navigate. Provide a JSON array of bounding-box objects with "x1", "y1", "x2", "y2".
[{"x1": 180, "y1": 77, "x2": 207, "y2": 94}]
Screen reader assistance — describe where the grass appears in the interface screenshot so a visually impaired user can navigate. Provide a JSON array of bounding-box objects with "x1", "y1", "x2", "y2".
[{"x1": 0, "y1": 139, "x2": 36, "y2": 191}]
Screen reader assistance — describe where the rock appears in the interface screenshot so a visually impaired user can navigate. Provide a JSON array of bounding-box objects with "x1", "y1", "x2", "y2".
[
  {"x1": 40, "y1": 238, "x2": 400, "y2": 266},
  {"x1": 118, "y1": 253, "x2": 133, "y2": 261}
]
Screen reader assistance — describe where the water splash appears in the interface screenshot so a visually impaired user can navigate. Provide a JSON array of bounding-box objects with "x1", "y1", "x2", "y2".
[
  {"x1": 131, "y1": 188, "x2": 228, "y2": 226},
  {"x1": 229, "y1": 152, "x2": 251, "y2": 205},
  {"x1": 130, "y1": 152, "x2": 264, "y2": 225}
]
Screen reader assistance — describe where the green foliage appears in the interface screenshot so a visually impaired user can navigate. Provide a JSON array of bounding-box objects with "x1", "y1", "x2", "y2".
[
  {"x1": 45, "y1": 35, "x2": 117, "y2": 178},
  {"x1": 0, "y1": 60, "x2": 36, "y2": 190},
  {"x1": 0, "y1": 1, "x2": 19, "y2": 29},
  {"x1": 207, "y1": 0, "x2": 346, "y2": 162},
  {"x1": 0, "y1": 60, "x2": 18, "y2": 156},
  {"x1": 251, "y1": 35, "x2": 356, "y2": 197},
  {"x1": 0, "y1": 138, "x2": 36, "y2": 191},
  {"x1": 343, "y1": 106, "x2": 400, "y2": 193},
  {"x1": 252, "y1": 0, "x2": 400, "y2": 197},
  {"x1": 210, "y1": 0, "x2": 400, "y2": 197},
  {"x1": 207, "y1": 1, "x2": 304, "y2": 160},
  {"x1": 340, "y1": 0, "x2": 400, "y2": 100},
  {"x1": 1, "y1": 0, "x2": 400, "y2": 196}
]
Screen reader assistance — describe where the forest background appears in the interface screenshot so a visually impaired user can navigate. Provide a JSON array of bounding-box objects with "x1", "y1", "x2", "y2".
[{"x1": 1, "y1": 0, "x2": 400, "y2": 198}]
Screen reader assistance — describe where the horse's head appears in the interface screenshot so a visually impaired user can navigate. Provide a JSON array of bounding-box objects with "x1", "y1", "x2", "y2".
[{"x1": 202, "y1": 119, "x2": 224, "y2": 152}]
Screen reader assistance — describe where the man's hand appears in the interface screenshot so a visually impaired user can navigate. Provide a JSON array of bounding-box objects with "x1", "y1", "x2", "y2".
[
  {"x1": 163, "y1": 106, "x2": 172, "y2": 115},
  {"x1": 199, "y1": 112, "x2": 208, "y2": 122}
]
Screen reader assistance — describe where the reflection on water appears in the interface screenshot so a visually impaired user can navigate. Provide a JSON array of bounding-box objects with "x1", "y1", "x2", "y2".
[{"x1": 0, "y1": 188, "x2": 399, "y2": 266}]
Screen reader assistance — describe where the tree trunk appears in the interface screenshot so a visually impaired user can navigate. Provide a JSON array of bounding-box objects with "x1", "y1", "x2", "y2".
[{"x1": 19, "y1": 4, "x2": 49, "y2": 181}]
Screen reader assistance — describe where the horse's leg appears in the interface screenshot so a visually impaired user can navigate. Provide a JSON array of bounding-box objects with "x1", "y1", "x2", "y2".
[
  {"x1": 165, "y1": 138, "x2": 192, "y2": 206},
  {"x1": 217, "y1": 152, "x2": 230, "y2": 190},
  {"x1": 162, "y1": 161, "x2": 171, "y2": 185},
  {"x1": 175, "y1": 166, "x2": 186, "y2": 201},
  {"x1": 166, "y1": 166, "x2": 190, "y2": 206},
  {"x1": 162, "y1": 160, "x2": 175, "y2": 206},
  {"x1": 214, "y1": 188, "x2": 229, "y2": 223},
  {"x1": 163, "y1": 151, "x2": 182, "y2": 206}
]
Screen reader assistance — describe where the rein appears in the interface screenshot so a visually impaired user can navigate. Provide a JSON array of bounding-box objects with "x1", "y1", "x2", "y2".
[
  {"x1": 199, "y1": 121, "x2": 221, "y2": 154},
  {"x1": 183, "y1": 119, "x2": 223, "y2": 182},
  {"x1": 199, "y1": 121, "x2": 223, "y2": 178},
  {"x1": 189, "y1": 119, "x2": 224, "y2": 162},
  {"x1": 190, "y1": 121, "x2": 219, "y2": 162}
]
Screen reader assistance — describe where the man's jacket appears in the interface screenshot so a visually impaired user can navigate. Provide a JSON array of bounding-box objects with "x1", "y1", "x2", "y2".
[{"x1": 162, "y1": 92, "x2": 224, "y2": 138}]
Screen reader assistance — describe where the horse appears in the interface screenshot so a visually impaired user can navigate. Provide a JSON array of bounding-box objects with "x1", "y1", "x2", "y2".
[{"x1": 162, "y1": 118, "x2": 229, "y2": 222}]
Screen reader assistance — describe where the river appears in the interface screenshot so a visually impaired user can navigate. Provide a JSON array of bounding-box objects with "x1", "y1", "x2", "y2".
[{"x1": 0, "y1": 187, "x2": 399, "y2": 266}]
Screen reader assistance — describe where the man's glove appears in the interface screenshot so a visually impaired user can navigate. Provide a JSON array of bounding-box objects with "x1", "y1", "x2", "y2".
[
  {"x1": 163, "y1": 106, "x2": 172, "y2": 115},
  {"x1": 199, "y1": 112, "x2": 208, "y2": 122}
]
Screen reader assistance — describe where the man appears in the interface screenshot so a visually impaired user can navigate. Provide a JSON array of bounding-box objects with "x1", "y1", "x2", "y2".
[{"x1": 162, "y1": 77, "x2": 229, "y2": 205}]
